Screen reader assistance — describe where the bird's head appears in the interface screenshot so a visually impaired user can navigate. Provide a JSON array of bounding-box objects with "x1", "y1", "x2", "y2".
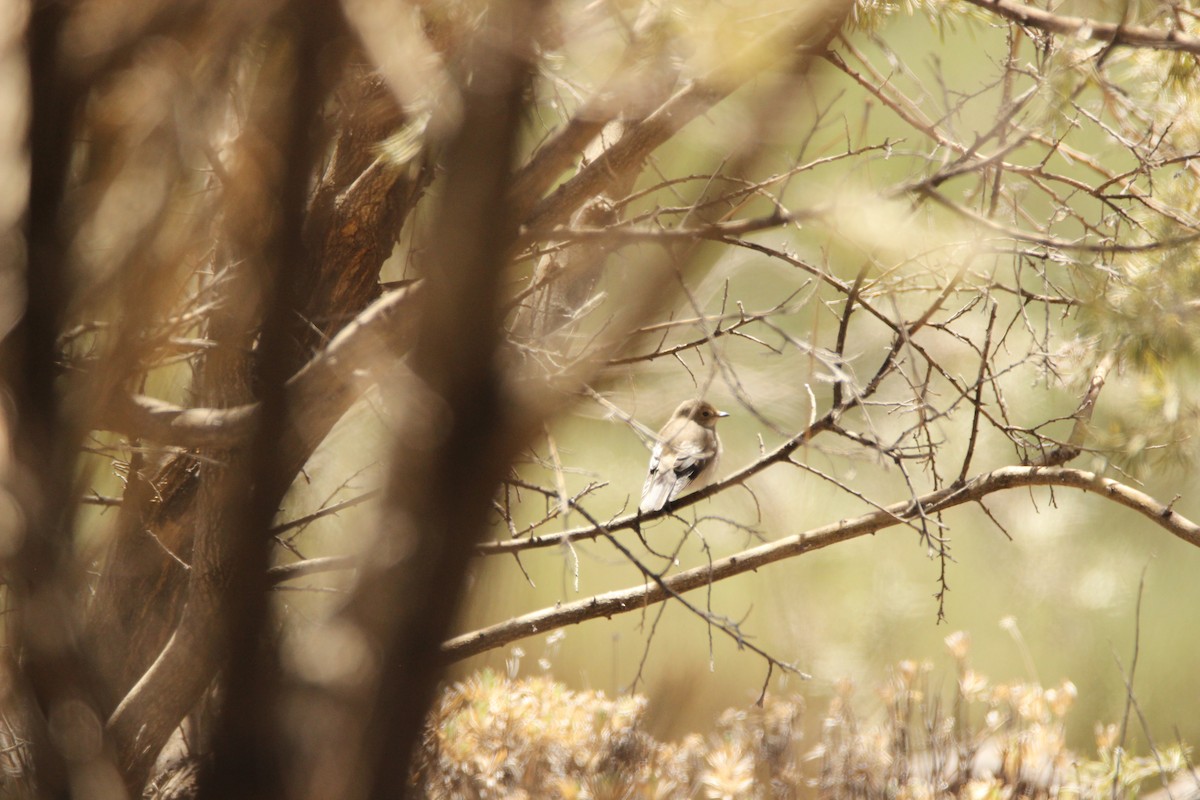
[{"x1": 674, "y1": 399, "x2": 729, "y2": 428}]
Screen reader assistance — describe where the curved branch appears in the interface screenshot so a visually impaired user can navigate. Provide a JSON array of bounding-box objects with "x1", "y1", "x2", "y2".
[
  {"x1": 445, "y1": 465, "x2": 1200, "y2": 661},
  {"x1": 966, "y1": 0, "x2": 1200, "y2": 55},
  {"x1": 108, "y1": 395, "x2": 256, "y2": 448},
  {"x1": 107, "y1": 597, "x2": 219, "y2": 783},
  {"x1": 101, "y1": 282, "x2": 423, "y2": 449}
]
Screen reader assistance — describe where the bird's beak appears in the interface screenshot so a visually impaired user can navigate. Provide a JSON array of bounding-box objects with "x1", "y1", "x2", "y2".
[{"x1": 717, "y1": 410, "x2": 730, "y2": 418}]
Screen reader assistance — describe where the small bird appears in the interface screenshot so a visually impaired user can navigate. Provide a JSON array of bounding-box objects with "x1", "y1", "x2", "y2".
[{"x1": 639, "y1": 399, "x2": 729, "y2": 514}]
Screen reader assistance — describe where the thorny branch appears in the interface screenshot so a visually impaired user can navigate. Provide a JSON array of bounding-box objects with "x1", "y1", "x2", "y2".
[
  {"x1": 448, "y1": 465, "x2": 1200, "y2": 661},
  {"x1": 965, "y1": 0, "x2": 1200, "y2": 55}
]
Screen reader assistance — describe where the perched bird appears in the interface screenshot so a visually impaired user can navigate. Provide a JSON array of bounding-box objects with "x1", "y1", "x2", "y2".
[{"x1": 639, "y1": 399, "x2": 729, "y2": 514}]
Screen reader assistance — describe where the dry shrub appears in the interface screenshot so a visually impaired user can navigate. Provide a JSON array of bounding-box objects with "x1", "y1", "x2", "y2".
[{"x1": 413, "y1": 635, "x2": 1192, "y2": 799}]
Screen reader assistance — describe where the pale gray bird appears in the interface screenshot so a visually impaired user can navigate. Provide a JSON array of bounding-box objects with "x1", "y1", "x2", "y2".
[{"x1": 639, "y1": 399, "x2": 729, "y2": 514}]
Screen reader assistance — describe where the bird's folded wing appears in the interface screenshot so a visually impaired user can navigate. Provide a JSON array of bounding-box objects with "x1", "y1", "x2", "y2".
[
  {"x1": 641, "y1": 440, "x2": 715, "y2": 512},
  {"x1": 640, "y1": 443, "x2": 672, "y2": 512},
  {"x1": 667, "y1": 439, "x2": 713, "y2": 483}
]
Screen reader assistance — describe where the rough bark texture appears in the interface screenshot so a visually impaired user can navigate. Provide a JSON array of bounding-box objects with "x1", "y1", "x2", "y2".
[{"x1": 86, "y1": 63, "x2": 429, "y2": 712}]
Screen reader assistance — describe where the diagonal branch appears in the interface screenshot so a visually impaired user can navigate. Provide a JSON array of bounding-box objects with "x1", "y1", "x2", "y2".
[
  {"x1": 446, "y1": 465, "x2": 1200, "y2": 661},
  {"x1": 521, "y1": 2, "x2": 850, "y2": 234},
  {"x1": 521, "y1": 80, "x2": 729, "y2": 233},
  {"x1": 476, "y1": 412, "x2": 840, "y2": 555},
  {"x1": 966, "y1": 0, "x2": 1200, "y2": 55},
  {"x1": 101, "y1": 282, "x2": 423, "y2": 450},
  {"x1": 1032, "y1": 351, "x2": 1116, "y2": 467}
]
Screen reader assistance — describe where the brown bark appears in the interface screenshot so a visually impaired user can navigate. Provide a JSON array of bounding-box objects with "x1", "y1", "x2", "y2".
[
  {"x1": 88, "y1": 68, "x2": 425, "y2": 688},
  {"x1": 89, "y1": 44, "x2": 432, "y2": 789}
]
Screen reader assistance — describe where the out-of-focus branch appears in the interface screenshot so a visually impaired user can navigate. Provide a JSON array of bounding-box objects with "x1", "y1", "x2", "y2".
[
  {"x1": 1032, "y1": 352, "x2": 1116, "y2": 467},
  {"x1": 521, "y1": 2, "x2": 849, "y2": 234},
  {"x1": 966, "y1": 0, "x2": 1200, "y2": 55},
  {"x1": 195, "y1": 2, "x2": 347, "y2": 796},
  {"x1": 267, "y1": 555, "x2": 357, "y2": 584},
  {"x1": 1, "y1": 2, "x2": 116, "y2": 794},
  {"x1": 86, "y1": 49, "x2": 430, "y2": 719},
  {"x1": 508, "y1": 4, "x2": 680, "y2": 220},
  {"x1": 521, "y1": 81, "x2": 727, "y2": 233},
  {"x1": 329, "y1": 2, "x2": 544, "y2": 796},
  {"x1": 102, "y1": 282, "x2": 422, "y2": 787},
  {"x1": 101, "y1": 282, "x2": 423, "y2": 450},
  {"x1": 446, "y1": 465, "x2": 1200, "y2": 660}
]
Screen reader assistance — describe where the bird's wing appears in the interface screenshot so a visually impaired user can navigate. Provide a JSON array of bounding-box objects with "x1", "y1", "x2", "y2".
[
  {"x1": 664, "y1": 437, "x2": 714, "y2": 485},
  {"x1": 640, "y1": 442, "x2": 673, "y2": 513},
  {"x1": 639, "y1": 435, "x2": 715, "y2": 513}
]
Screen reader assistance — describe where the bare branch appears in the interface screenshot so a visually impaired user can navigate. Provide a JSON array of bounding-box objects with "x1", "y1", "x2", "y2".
[
  {"x1": 447, "y1": 465, "x2": 1200, "y2": 660},
  {"x1": 100, "y1": 282, "x2": 423, "y2": 449},
  {"x1": 967, "y1": 0, "x2": 1200, "y2": 55}
]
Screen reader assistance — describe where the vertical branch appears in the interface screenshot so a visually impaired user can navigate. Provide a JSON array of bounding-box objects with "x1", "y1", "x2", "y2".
[
  {"x1": 957, "y1": 301, "x2": 997, "y2": 484},
  {"x1": 106, "y1": 4, "x2": 352, "y2": 790},
  {"x1": 87, "y1": 34, "x2": 430, "y2": 720},
  {"x1": 1112, "y1": 566, "x2": 1150, "y2": 799},
  {"x1": 0, "y1": 3, "x2": 114, "y2": 795},
  {"x1": 332, "y1": 2, "x2": 543, "y2": 796},
  {"x1": 832, "y1": 265, "x2": 867, "y2": 408},
  {"x1": 196, "y1": 2, "x2": 346, "y2": 798}
]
